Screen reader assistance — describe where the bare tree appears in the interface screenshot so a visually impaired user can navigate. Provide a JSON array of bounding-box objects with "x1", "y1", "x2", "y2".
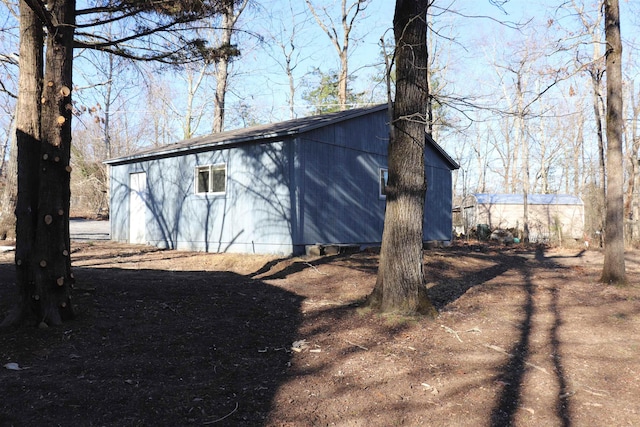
[
  {"x1": 184, "y1": 67, "x2": 208, "y2": 138},
  {"x1": 0, "y1": 1, "x2": 19, "y2": 239},
  {"x1": 571, "y1": 1, "x2": 607, "y2": 234},
  {"x1": 73, "y1": 47, "x2": 139, "y2": 159},
  {"x1": 0, "y1": 125, "x2": 17, "y2": 240},
  {"x1": 600, "y1": 0, "x2": 626, "y2": 284},
  {"x1": 305, "y1": 0, "x2": 368, "y2": 111},
  {"x1": 623, "y1": 81, "x2": 640, "y2": 244},
  {"x1": 133, "y1": 61, "x2": 211, "y2": 141},
  {"x1": 263, "y1": 0, "x2": 311, "y2": 119},
  {"x1": 212, "y1": 0, "x2": 249, "y2": 132}
]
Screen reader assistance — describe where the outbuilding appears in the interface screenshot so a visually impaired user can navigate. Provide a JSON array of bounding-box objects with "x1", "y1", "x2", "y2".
[
  {"x1": 460, "y1": 193, "x2": 584, "y2": 243},
  {"x1": 105, "y1": 105, "x2": 459, "y2": 255}
]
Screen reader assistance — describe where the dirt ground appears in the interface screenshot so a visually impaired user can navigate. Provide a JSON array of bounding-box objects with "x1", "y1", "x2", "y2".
[{"x1": 0, "y1": 240, "x2": 639, "y2": 426}]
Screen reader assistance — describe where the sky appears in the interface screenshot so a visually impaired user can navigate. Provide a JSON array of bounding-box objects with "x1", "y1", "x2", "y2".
[
  {"x1": 229, "y1": 0, "x2": 397, "y2": 120},
  {"x1": 217, "y1": 0, "x2": 610, "y2": 123}
]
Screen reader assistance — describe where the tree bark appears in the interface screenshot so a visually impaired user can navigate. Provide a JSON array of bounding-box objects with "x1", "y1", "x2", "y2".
[
  {"x1": 0, "y1": 130, "x2": 18, "y2": 240},
  {"x1": 600, "y1": 0, "x2": 626, "y2": 285},
  {"x1": 4, "y1": 0, "x2": 76, "y2": 327},
  {"x1": 367, "y1": 0, "x2": 436, "y2": 316},
  {"x1": 623, "y1": 85, "x2": 640, "y2": 245},
  {"x1": 212, "y1": 0, "x2": 247, "y2": 133},
  {"x1": 2, "y1": 0, "x2": 43, "y2": 326}
]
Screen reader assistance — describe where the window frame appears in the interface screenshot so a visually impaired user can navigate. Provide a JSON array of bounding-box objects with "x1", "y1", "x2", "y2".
[
  {"x1": 195, "y1": 163, "x2": 227, "y2": 195},
  {"x1": 379, "y1": 167, "x2": 389, "y2": 199}
]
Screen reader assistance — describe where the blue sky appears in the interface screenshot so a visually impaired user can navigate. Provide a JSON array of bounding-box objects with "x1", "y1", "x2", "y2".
[{"x1": 4, "y1": 0, "x2": 640, "y2": 196}]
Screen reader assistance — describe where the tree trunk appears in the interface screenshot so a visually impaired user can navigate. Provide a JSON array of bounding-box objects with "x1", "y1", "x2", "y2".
[
  {"x1": 573, "y1": 115, "x2": 583, "y2": 196},
  {"x1": 3, "y1": 0, "x2": 43, "y2": 326},
  {"x1": 0, "y1": 129, "x2": 18, "y2": 240},
  {"x1": 305, "y1": 0, "x2": 365, "y2": 112},
  {"x1": 600, "y1": 0, "x2": 626, "y2": 285},
  {"x1": 4, "y1": 0, "x2": 76, "y2": 327},
  {"x1": 338, "y1": 47, "x2": 348, "y2": 111},
  {"x1": 212, "y1": 0, "x2": 247, "y2": 133},
  {"x1": 623, "y1": 85, "x2": 640, "y2": 245},
  {"x1": 590, "y1": 70, "x2": 607, "y2": 234},
  {"x1": 367, "y1": 0, "x2": 436, "y2": 316},
  {"x1": 212, "y1": 55, "x2": 229, "y2": 133},
  {"x1": 213, "y1": 2, "x2": 233, "y2": 133}
]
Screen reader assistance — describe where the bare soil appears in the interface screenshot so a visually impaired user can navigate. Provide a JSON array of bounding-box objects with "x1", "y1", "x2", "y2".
[{"x1": 0, "y1": 240, "x2": 639, "y2": 426}]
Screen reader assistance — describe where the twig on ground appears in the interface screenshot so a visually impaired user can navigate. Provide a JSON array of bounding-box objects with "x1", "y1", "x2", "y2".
[
  {"x1": 441, "y1": 325, "x2": 463, "y2": 342},
  {"x1": 346, "y1": 340, "x2": 369, "y2": 351},
  {"x1": 525, "y1": 361, "x2": 549, "y2": 375},
  {"x1": 483, "y1": 344, "x2": 549, "y2": 374},
  {"x1": 303, "y1": 262, "x2": 328, "y2": 275},
  {"x1": 582, "y1": 386, "x2": 608, "y2": 397},
  {"x1": 484, "y1": 344, "x2": 508, "y2": 354},
  {"x1": 160, "y1": 302, "x2": 177, "y2": 313},
  {"x1": 203, "y1": 402, "x2": 239, "y2": 425}
]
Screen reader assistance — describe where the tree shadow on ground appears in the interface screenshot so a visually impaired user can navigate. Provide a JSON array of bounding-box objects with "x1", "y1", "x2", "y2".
[
  {"x1": 0, "y1": 263, "x2": 303, "y2": 426},
  {"x1": 427, "y1": 251, "x2": 525, "y2": 309},
  {"x1": 488, "y1": 256, "x2": 536, "y2": 426},
  {"x1": 250, "y1": 251, "x2": 379, "y2": 280},
  {"x1": 489, "y1": 246, "x2": 572, "y2": 427},
  {"x1": 421, "y1": 245, "x2": 573, "y2": 426}
]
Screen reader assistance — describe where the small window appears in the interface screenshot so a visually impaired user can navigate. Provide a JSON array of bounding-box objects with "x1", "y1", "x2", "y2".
[
  {"x1": 196, "y1": 164, "x2": 226, "y2": 194},
  {"x1": 379, "y1": 168, "x2": 389, "y2": 198}
]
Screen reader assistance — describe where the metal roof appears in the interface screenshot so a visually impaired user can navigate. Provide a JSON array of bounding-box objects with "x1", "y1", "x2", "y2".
[
  {"x1": 473, "y1": 193, "x2": 583, "y2": 205},
  {"x1": 104, "y1": 104, "x2": 459, "y2": 170}
]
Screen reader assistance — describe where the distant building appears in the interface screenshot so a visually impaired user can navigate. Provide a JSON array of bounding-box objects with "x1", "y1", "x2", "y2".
[
  {"x1": 460, "y1": 193, "x2": 584, "y2": 242},
  {"x1": 105, "y1": 105, "x2": 459, "y2": 255}
]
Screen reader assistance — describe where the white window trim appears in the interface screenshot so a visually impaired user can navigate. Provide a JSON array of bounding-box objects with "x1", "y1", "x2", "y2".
[
  {"x1": 195, "y1": 163, "x2": 227, "y2": 195},
  {"x1": 379, "y1": 167, "x2": 388, "y2": 199}
]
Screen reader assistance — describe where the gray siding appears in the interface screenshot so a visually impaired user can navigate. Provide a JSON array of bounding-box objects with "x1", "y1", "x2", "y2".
[
  {"x1": 297, "y1": 110, "x2": 388, "y2": 248},
  {"x1": 424, "y1": 142, "x2": 454, "y2": 241},
  {"x1": 110, "y1": 141, "x2": 295, "y2": 254},
  {"x1": 108, "y1": 106, "x2": 456, "y2": 255},
  {"x1": 300, "y1": 141, "x2": 387, "y2": 247}
]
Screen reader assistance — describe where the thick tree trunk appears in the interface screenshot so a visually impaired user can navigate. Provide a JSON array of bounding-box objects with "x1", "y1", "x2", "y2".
[
  {"x1": 3, "y1": 0, "x2": 44, "y2": 327},
  {"x1": 601, "y1": 0, "x2": 626, "y2": 284},
  {"x1": 4, "y1": 0, "x2": 76, "y2": 327},
  {"x1": 367, "y1": 0, "x2": 436, "y2": 316}
]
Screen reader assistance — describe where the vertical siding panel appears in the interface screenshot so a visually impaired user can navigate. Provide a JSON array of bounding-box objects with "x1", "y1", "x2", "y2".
[{"x1": 107, "y1": 106, "x2": 457, "y2": 254}]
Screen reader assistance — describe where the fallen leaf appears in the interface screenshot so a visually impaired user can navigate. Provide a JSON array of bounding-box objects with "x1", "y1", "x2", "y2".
[
  {"x1": 291, "y1": 340, "x2": 309, "y2": 351},
  {"x1": 4, "y1": 363, "x2": 22, "y2": 371},
  {"x1": 520, "y1": 406, "x2": 535, "y2": 415}
]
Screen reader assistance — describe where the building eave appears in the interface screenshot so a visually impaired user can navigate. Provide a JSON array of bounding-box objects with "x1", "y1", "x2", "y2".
[{"x1": 104, "y1": 104, "x2": 388, "y2": 166}]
